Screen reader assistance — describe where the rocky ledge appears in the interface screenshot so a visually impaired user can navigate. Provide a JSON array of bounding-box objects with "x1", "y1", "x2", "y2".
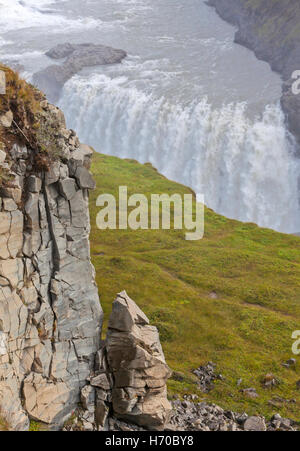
[
  {"x1": 207, "y1": 0, "x2": 300, "y2": 149},
  {"x1": 33, "y1": 43, "x2": 127, "y2": 103}
]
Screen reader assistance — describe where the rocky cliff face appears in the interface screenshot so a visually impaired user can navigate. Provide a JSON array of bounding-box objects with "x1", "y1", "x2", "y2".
[
  {"x1": 0, "y1": 69, "x2": 171, "y2": 431},
  {"x1": 0, "y1": 99, "x2": 102, "y2": 430},
  {"x1": 77, "y1": 292, "x2": 172, "y2": 432},
  {"x1": 207, "y1": 0, "x2": 300, "y2": 147}
]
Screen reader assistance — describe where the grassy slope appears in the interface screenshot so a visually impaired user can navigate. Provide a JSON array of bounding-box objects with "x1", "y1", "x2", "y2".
[{"x1": 90, "y1": 152, "x2": 300, "y2": 422}]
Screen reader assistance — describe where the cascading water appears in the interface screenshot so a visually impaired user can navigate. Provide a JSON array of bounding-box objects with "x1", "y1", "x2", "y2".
[
  {"x1": 59, "y1": 73, "x2": 300, "y2": 233},
  {"x1": 0, "y1": 0, "x2": 299, "y2": 232}
]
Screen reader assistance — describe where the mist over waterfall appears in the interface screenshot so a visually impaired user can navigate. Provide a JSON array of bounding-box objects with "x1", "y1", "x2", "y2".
[{"x1": 59, "y1": 74, "x2": 300, "y2": 233}]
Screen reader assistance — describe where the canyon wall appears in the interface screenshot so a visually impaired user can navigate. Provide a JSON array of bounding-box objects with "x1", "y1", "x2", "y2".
[{"x1": 207, "y1": 0, "x2": 300, "y2": 146}]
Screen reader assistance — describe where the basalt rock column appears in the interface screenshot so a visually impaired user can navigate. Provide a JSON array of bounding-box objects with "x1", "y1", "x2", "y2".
[
  {"x1": 0, "y1": 98, "x2": 103, "y2": 430},
  {"x1": 106, "y1": 291, "x2": 172, "y2": 429}
]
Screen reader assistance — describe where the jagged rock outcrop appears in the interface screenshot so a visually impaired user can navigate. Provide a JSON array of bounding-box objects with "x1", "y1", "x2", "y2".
[
  {"x1": 77, "y1": 292, "x2": 173, "y2": 431},
  {"x1": 0, "y1": 97, "x2": 102, "y2": 430},
  {"x1": 207, "y1": 0, "x2": 300, "y2": 149},
  {"x1": 33, "y1": 43, "x2": 127, "y2": 103},
  {"x1": 107, "y1": 291, "x2": 172, "y2": 428}
]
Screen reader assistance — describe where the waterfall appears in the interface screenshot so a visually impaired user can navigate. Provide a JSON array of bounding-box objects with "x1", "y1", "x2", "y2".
[
  {"x1": 59, "y1": 73, "x2": 300, "y2": 233},
  {"x1": 1, "y1": 0, "x2": 298, "y2": 234}
]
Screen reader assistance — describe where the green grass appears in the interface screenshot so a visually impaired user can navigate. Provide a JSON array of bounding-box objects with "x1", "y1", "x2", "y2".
[
  {"x1": 90, "y1": 152, "x2": 300, "y2": 422},
  {"x1": 29, "y1": 421, "x2": 43, "y2": 432}
]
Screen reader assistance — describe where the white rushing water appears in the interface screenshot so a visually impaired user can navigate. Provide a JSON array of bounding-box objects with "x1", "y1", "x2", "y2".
[{"x1": 0, "y1": 0, "x2": 299, "y2": 232}]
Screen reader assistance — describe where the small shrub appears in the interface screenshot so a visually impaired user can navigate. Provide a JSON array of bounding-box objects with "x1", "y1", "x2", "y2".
[{"x1": 29, "y1": 421, "x2": 42, "y2": 432}]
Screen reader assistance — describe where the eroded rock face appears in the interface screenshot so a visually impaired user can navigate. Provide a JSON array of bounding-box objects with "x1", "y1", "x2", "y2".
[
  {"x1": 0, "y1": 100, "x2": 102, "y2": 430},
  {"x1": 106, "y1": 291, "x2": 172, "y2": 429},
  {"x1": 207, "y1": 0, "x2": 300, "y2": 149},
  {"x1": 33, "y1": 43, "x2": 127, "y2": 103},
  {"x1": 77, "y1": 292, "x2": 173, "y2": 431}
]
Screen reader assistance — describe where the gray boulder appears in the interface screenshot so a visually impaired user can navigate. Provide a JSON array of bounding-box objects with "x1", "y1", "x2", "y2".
[
  {"x1": 244, "y1": 416, "x2": 267, "y2": 432},
  {"x1": 33, "y1": 43, "x2": 127, "y2": 102},
  {"x1": 106, "y1": 291, "x2": 172, "y2": 429}
]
